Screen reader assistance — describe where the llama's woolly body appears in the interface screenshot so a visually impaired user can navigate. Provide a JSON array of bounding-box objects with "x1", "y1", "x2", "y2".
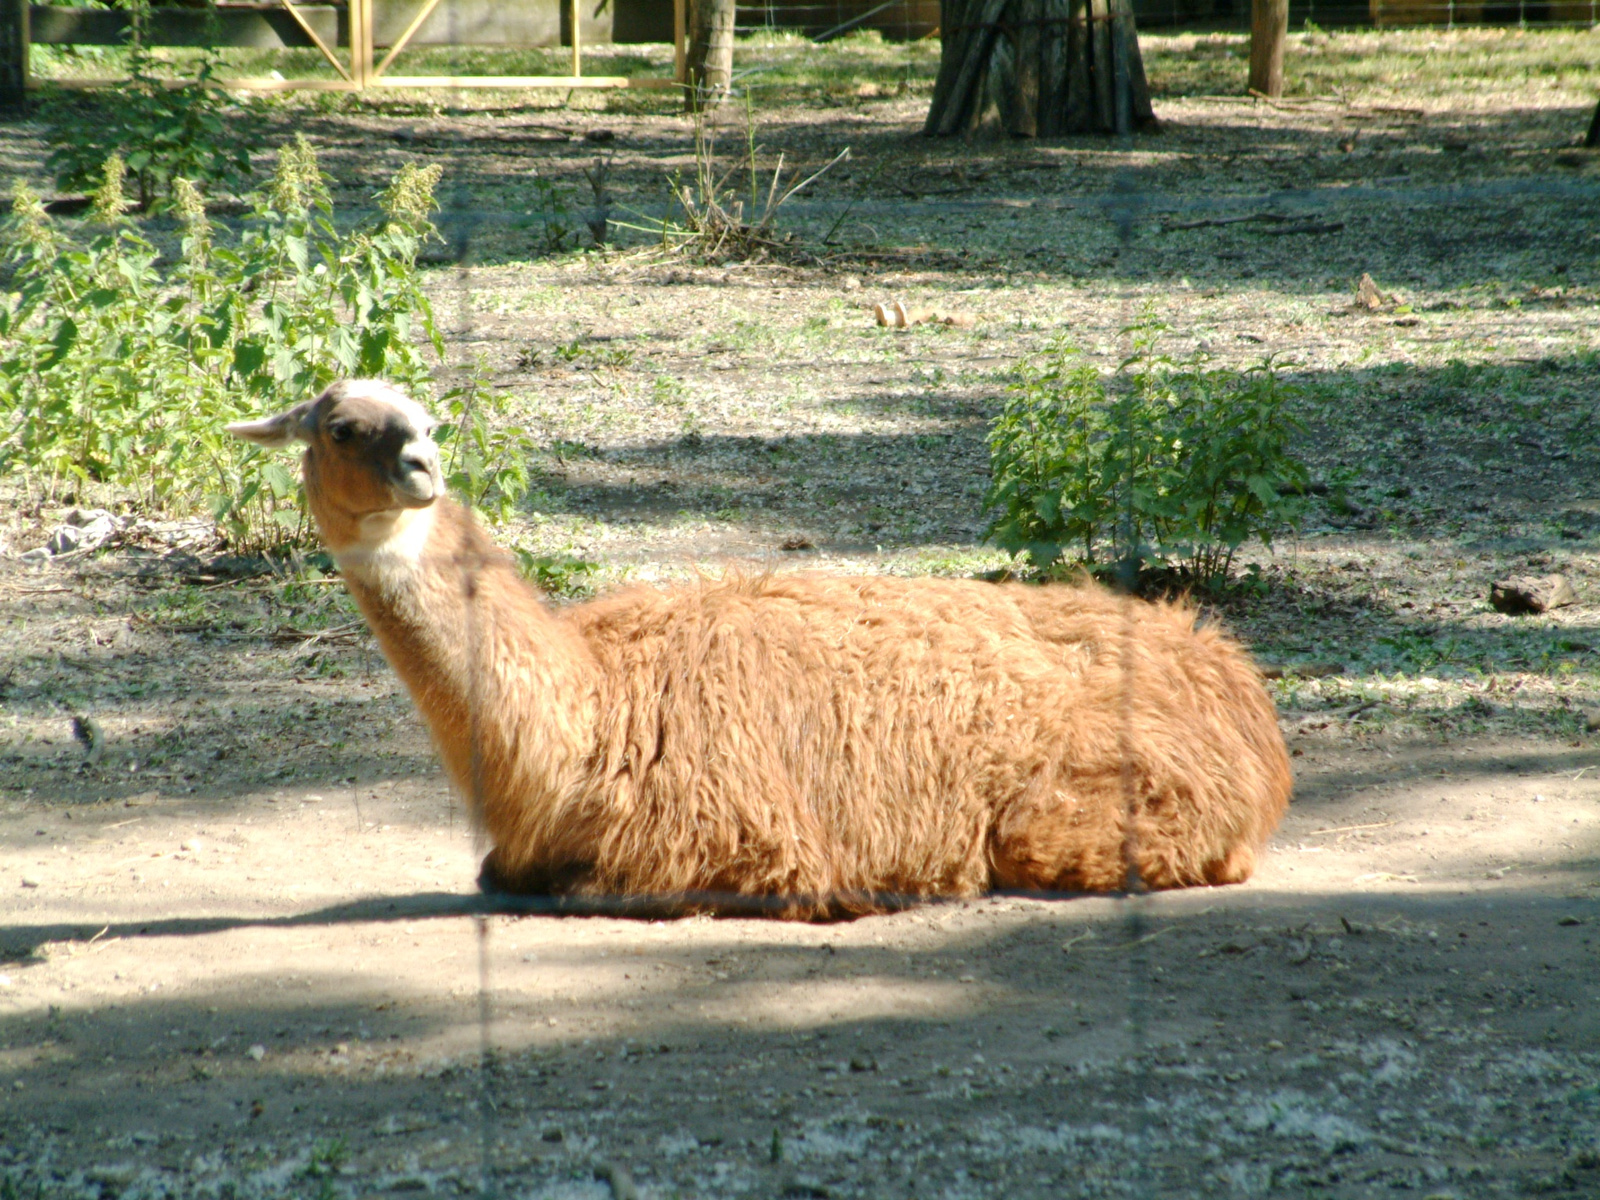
[
  {"x1": 341, "y1": 499, "x2": 1289, "y2": 912},
  {"x1": 229, "y1": 380, "x2": 1293, "y2": 917}
]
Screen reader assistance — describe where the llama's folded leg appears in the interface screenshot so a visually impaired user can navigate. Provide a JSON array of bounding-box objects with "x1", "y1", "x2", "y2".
[
  {"x1": 477, "y1": 848, "x2": 596, "y2": 896},
  {"x1": 989, "y1": 766, "x2": 1267, "y2": 893},
  {"x1": 989, "y1": 774, "x2": 1129, "y2": 894}
]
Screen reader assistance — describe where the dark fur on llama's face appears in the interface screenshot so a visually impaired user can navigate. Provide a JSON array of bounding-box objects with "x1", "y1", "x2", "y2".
[{"x1": 230, "y1": 380, "x2": 1292, "y2": 917}]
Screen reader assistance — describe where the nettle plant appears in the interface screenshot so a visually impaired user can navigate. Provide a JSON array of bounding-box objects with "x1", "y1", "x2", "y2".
[
  {"x1": 0, "y1": 137, "x2": 535, "y2": 553},
  {"x1": 43, "y1": 41, "x2": 255, "y2": 212},
  {"x1": 985, "y1": 313, "x2": 1308, "y2": 590}
]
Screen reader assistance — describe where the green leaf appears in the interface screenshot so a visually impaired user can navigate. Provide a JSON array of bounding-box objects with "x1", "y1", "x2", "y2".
[
  {"x1": 260, "y1": 460, "x2": 296, "y2": 498},
  {"x1": 39, "y1": 317, "x2": 79, "y2": 371},
  {"x1": 232, "y1": 339, "x2": 266, "y2": 380}
]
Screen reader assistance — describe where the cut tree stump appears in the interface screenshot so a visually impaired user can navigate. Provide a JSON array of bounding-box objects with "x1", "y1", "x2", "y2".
[
  {"x1": 923, "y1": 0, "x2": 1154, "y2": 138},
  {"x1": 1489, "y1": 574, "x2": 1578, "y2": 616}
]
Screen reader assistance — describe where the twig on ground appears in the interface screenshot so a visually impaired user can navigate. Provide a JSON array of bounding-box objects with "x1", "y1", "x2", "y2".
[
  {"x1": 1305, "y1": 820, "x2": 1397, "y2": 837},
  {"x1": 1161, "y1": 213, "x2": 1290, "y2": 232}
]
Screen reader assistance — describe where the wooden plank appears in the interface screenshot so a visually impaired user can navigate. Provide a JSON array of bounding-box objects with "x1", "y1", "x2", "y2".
[
  {"x1": 569, "y1": 0, "x2": 580, "y2": 77},
  {"x1": 1012, "y1": 0, "x2": 1041, "y2": 137},
  {"x1": 1089, "y1": 0, "x2": 1111, "y2": 132},
  {"x1": 1110, "y1": 0, "x2": 1129, "y2": 135},
  {"x1": 278, "y1": 0, "x2": 349, "y2": 80},
  {"x1": 673, "y1": 0, "x2": 687, "y2": 83},
  {"x1": 372, "y1": 0, "x2": 446, "y2": 80},
  {"x1": 1037, "y1": 0, "x2": 1067, "y2": 136},
  {"x1": 373, "y1": 74, "x2": 676, "y2": 88},
  {"x1": 933, "y1": 0, "x2": 1006, "y2": 136},
  {"x1": 28, "y1": 4, "x2": 338, "y2": 49},
  {"x1": 1122, "y1": 0, "x2": 1153, "y2": 124},
  {"x1": 1065, "y1": 0, "x2": 1090, "y2": 132}
]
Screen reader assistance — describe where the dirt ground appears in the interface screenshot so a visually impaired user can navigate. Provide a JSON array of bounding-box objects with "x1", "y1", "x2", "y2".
[{"x1": 3, "y1": 27, "x2": 1600, "y2": 1200}]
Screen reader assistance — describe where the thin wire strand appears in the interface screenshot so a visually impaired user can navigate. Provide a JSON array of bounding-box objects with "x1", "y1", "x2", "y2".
[
  {"x1": 444, "y1": 163, "x2": 499, "y2": 1200},
  {"x1": 1110, "y1": 168, "x2": 1154, "y2": 1198}
]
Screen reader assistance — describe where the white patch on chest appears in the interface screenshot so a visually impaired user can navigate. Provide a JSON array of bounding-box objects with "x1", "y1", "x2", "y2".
[{"x1": 335, "y1": 505, "x2": 438, "y2": 585}]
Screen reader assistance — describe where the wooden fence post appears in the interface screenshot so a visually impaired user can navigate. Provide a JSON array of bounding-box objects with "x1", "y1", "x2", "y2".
[
  {"x1": 0, "y1": 0, "x2": 28, "y2": 110},
  {"x1": 1248, "y1": 0, "x2": 1287, "y2": 100}
]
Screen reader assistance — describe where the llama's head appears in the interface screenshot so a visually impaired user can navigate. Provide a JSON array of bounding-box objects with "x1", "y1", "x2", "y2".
[{"x1": 227, "y1": 379, "x2": 443, "y2": 557}]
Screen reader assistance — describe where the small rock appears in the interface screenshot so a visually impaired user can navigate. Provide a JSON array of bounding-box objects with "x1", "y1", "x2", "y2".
[
  {"x1": 85, "y1": 1166, "x2": 137, "y2": 1188},
  {"x1": 781, "y1": 1174, "x2": 832, "y2": 1199},
  {"x1": 71, "y1": 714, "x2": 104, "y2": 764},
  {"x1": 180, "y1": 839, "x2": 202, "y2": 853},
  {"x1": 20, "y1": 874, "x2": 40, "y2": 889},
  {"x1": 46, "y1": 508, "x2": 119, "y2": 555},
  {"x1": 592, "y1": 1160, "x2": 639, "y2": 1200},
  {"x1": 541, "y1": 1127, "x2": 564, "y2": 1143},
  {"x1": 1261, "y1": 661, "x2": 1345, "y2": 680},
  {"x1": 1580, "y1": 708, "x2": 1600, "y2": 733},
  {"x1": 1354, "y1": 272, "x2": 1385, "y2": 310},
  {"x1": 1489, "y1": 574, "x2": 1577, "y2": 615},
  {"x1": 1558, "y1": 915, "x2": 1585, "y2": 926},
  {"x1": 780, "y1": 535, "x2": 816, "y2": 552},
  {"x1": 247, "y1": 1044, "x2": 266, "y2": 1062}
]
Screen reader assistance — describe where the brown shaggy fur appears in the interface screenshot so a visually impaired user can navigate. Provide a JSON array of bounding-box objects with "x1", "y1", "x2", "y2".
[{"x1": 230, "y1": 380, "x2": 1293, "y2": 917}]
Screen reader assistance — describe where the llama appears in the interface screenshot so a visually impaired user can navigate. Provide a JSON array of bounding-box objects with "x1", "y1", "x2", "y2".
[{"x1": 228, "y1": 380, "x2": 1292, "y2": 916}]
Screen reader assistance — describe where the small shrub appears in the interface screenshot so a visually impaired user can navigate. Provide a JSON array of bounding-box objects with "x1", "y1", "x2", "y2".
[
  {"x1": 1, "y1": 140, "x2": 531, "y2": 554},
  {"x1": 984, "y1": 312, "x2": 1308, "y2": 588},
  {"x1": 513, "y1": 549, "x2": 599, "y2": 600},
  {"x1": 43, "y1": 44, "x2": 253, "y2": 211},
  {"x1": 433, "y1": 364, "x2": 539, "y2": 525},
  {"x1": 617, "y1": 105, "x2": 847, "y2": 261}
]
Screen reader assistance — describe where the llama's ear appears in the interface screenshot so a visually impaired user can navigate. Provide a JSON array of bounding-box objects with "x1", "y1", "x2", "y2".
[{"x1": 226, "y1": 402, "x2": 316, "y2": 448}]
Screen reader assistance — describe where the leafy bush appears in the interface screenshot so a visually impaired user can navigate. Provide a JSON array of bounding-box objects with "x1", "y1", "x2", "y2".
[
  {"x1": 0, "y1": 138, "x2": 532, "y2": 553},
  {"x1": 43, "y1": 45, "x2": 253, "y2": 211},
  {"x1": 984, "y1": 313, "x2": 1308, "y2": 588}
]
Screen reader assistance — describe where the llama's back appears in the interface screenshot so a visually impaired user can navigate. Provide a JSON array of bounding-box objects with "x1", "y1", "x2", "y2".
[{"x1": 563, "y1": 574, "x2": 1290, "y2": 904}]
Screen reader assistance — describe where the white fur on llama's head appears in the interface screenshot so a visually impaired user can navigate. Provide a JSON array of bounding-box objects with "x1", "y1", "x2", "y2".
[{"x1": 226, "y1": 380, "x2": 443, "y2": 575}]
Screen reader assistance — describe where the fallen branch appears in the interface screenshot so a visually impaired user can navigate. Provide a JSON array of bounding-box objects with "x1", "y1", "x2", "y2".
[
  {"x1": 1161, "y1": 213, "x2": 1291, "y2": 232},
  {"x1": 1260, "y1": 221, "x2": 1345, "y2": 235},
  {"x1": 271, "y1": 621, "x2": 366, "y2": 645},
  {"x1": 1305, "y1": 820, "x2": 1396, "y2": 838}
]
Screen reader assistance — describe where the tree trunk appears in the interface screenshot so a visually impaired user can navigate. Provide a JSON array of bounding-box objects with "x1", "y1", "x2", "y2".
[
  {"x1": 1248, "y1": 0, "x2": 1288, "y2": 100},
  {"x1": 1587, "y1": 97, "x2": 1600, "y2": 149},
  {"x1": 924, "y1": 0, "x2": 1153, "y2": 138},
  {"x1": 0, "y1": 0, "x2": 27, "y2": 110},
  {"x1": 685, "y1": 0, "x2": 735, "y2": 112}
]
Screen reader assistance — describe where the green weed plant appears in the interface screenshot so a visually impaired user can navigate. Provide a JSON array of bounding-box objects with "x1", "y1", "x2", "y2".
[
  {"x1": 43, "y1": 39, "x2": 254, "y2": 211},
  {"x1": 985, "y1": 313, "x2": 1308, "y2": 589},
  {"x1": 0, "y1": 138, "x2": 533, "y2": 554}
]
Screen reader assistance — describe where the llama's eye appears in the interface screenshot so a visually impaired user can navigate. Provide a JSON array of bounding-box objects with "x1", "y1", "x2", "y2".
[{"x1": 329, "y1": 421, "x2": 353, "y2": 443}]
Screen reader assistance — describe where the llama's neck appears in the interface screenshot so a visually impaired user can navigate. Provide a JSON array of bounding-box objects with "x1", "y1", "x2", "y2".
[{"x1": 332, "y1": 499, "x2": 599, "y2": 837}]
